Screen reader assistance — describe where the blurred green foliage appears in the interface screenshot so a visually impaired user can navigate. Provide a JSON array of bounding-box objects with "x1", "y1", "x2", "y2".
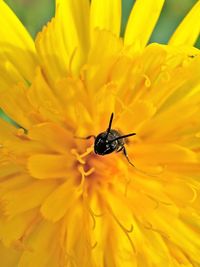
[{"x1": 4, "y1": 0, "x2": 55, "y2": 38}]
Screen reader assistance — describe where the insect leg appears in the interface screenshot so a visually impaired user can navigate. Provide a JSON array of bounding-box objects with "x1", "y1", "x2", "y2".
[
  {"x1": 75, "y1": 135, "x2": 96, "y2": 140},
  {"x1": 122, "y1": 147, "x2": 162, "y2": 176},
  {"x1": 122, "y1": 147, "x2": 135, "y2": 167},
  {"x1": 116, "y1": 146, "x2": 124, "y2": 153}
]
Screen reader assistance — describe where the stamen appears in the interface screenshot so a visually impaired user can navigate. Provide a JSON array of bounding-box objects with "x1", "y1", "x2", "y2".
[
  {"x1": 107, "y1": 205, "x2": 135, "y2": 253},
  {"x1": 142, "y1": 220, "x2": 170, "y2": 240},
  {"x1": 71, "y1": 146, "x2": 93, "y2": 164},
  {"x1": 91, "y1": 241, "x2": 98, "y2": 250},
  {"x1": 80, "y1": 146, "x2": 94, "y2": 159},
  {"x1": 80, "y1": 64, "x2": 89, "y2": 81},
  {"x1": 85, "y1": 233, "x2": 98, "y2": 251},
  {"x1": 89, "y1": 207, "x2": 96, "y2": 230},
  {"x1": 78, "y1": 166, "x2": 90, "y2": 188},
  {"x1": 17, "y1": 128, "x2": 25, "y2": 136},
  {"x1": 187, "y1": 183, "x2": 197, "y2": 203},
  {"x1": 133, "y1": 164, "x2": 165, "y2": 177},
  {"x1": 145, "y1": 194, "x2": 172, "y2": 209},
  {"x1": 71, "y1": 149, "x2": 85, "y2": 164},
  {"x1": 142, "y1": 74, "x2": 151, "y2": 87},
  {"x1": 78, "y1": 165, "x2": 95, "y2": 178}
]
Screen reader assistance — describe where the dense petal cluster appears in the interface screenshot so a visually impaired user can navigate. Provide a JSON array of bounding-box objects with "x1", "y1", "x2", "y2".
[{"x1": 0, "y1": 1, "x2": 200, "y2": 267}]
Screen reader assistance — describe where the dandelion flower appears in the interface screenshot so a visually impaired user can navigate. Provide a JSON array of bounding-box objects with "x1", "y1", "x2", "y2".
[{"x1": 1, "y1": 0, "x2": 200, "y2": 266}]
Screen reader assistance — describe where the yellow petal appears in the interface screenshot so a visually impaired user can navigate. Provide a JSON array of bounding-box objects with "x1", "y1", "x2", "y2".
[
  {"x1": 41, "y1": 180, "x2": 81, "y2": 222},
  {"x1": 133, "y1": 143, "x2": 197, "y2": 166},
  {"x1": 116, "y1": 100, "x2": 156, "y2": 133},
  {"x1": 124, "y1": 0, "x2": 165, "y2": 47},
  {"x1": 0, "y1": 210, "x2": 37, "y2": 246},
  {"x1": 169, "y1": 1, "x2": 200, "y2": 46},
  {"x1": 151, "y1": 210, "x2": 200, "y2": 263},
  {"x1": 164, "y1": 181, "x2": 197, "y2": 207},
  {"x1": 29, "y1": 123, "x2": 73, "y2": 154},
  {"x1": 0, "y1": 1, "x2": 37, "y2": 87},
  {"x1": 90, "y1": 0, "x2": 121, "y2": 38},
  {"x1": 0, "y1": 55, "x2": 25, "y2": 92},
  {"x1": 85, "y1": 29, "x2": 122, "y2": 91},
  {"x1": 27, "y1": 68, "x2": 63, "y2": 124},
  {"x1": 1, "y1": 180, "x2": 57, "y2": 217},
  {"x1": 0, "y1": 83, "x2": 41, "y2": 129},
  {"x1": 27, "y1": 154, "x2": 74, "y2": 179},
  {"x1": 36, "y1": 0, "x2": 90, "y2": 83},
  {"x1": 18, "y1": 221, "x2": 61, "y2": 267},
  {"x1": 0, "y1": 241, "x2": 21, "y2": 267},
  {"x1": 0, "y1": 118, "x2": 18, "y2": 143}
]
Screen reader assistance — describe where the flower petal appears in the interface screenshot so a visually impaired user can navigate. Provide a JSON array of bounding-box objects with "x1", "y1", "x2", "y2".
[
  {"x1": 85, "y1": 29, "x2": 123, "y2": 91},
  {"x1": 18, "y1": 221, "x2": 61, "y2": 267},
  {"x1": 0, "y1": 83, "x2": 42, "y2": 129},
  {"x1": 169, "y1": 1, "x2": 200, "y2": 46},
  {"x1": 124, "y1": 0, "x2": 165, "y2": 47},
  {"x1": 29, "y1": 123, "x2": 73, "y2": 154},
  {"x1": 27, "y1": 154, "x2": 74, "y2": 179},
  {"x1": 90, "y1": 0, "x2": 121, "y2": 38},
  {"x1": 151, "y1": 209, "x2": 200, "y2": 263},
  {"x1": 0, "y1": 117, "x2": 18, "y2": 143},
  {"x1": 0, "y1": 1, "x2": 37, "y2": 88},
  {"x1": 0, "y1": 210, "x2": 37, "y2": 246},
  {"x1": 40, "y1": 180, "x2": 81, "y2": 222},
  {"x1": 0, "y1": 242, "x2": 21, "y2": 267},
  {"x1": 1, "y1": 180, "x2": 57, "y2": 217},
  {"x1": 133, "y1": 143, "x2": 197, "y2": 166},
  {"x1": 36, "y1": 0, "x2": 90, "y2": 83}
]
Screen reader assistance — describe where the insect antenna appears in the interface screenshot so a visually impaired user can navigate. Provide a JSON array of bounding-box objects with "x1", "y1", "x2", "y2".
[
  {"x1": 105, "y1": 112, "x2": 114, "y2": 139},
  {"x1": 108, "y1": 133, "x2": 136, "y2": 143}
]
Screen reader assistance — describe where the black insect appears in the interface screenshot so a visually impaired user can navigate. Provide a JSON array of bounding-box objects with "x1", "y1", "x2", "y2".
[{"x1": 77, "y1": 113, "x2": 136, "y2": 166}]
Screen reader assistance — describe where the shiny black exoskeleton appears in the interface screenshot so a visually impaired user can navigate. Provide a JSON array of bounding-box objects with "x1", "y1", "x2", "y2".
[
  {"x1": 94, "y1": 129, "x2": 124, "y2": 155},
  {"x1": 77, "y1": 113, "x2": 136, "y2": 166},
  {"x1": 94, "y1": 113, "x2": 136, "y2": 166}
]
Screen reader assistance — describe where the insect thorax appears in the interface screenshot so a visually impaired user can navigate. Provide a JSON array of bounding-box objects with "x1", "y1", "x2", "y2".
[{"x1": 94, "y1": 129, "x2": 124, "y2": 155}]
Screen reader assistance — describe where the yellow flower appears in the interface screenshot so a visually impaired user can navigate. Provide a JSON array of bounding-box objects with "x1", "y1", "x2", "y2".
[{"x1": 1, "y1": 0, "x2": 200, "y2": 266}]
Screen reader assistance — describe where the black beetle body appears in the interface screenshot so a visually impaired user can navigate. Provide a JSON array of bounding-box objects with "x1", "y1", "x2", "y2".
[
  {"x1": 76, "y1": 113, "x2": 136, "y2": 166},
  {"x1": 94, "y1": 129, "x2": 124, "y2": 155}
]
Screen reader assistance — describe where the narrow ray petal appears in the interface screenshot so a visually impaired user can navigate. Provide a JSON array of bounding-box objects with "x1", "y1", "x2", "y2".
[
  {"x1": 0, "y1": 242, "x2": 21, "y2": 267},
  {"x1": 36, "y1": 0, "x2": 90, "y2": 83},
  {"x1": 0, "y1": 83, "x2": 43, "y2": 129},
  {"x1": 27, "y1": 154, "x2": 74, "y2": 179},
  {"x1": 0, "y1": 118, "x2": 18, "y2": 143},
  {"x1": 29, "y1": 123, "x2": 73, "y2": 154},
  {"x1": 18, "y1": 221, "x2": 61, "y2": 267},
  {"x1": 41, "y1": 180, "x2": 81, "y2": 222},
  {"x1": 169, "y1": 1, "x2": 200, "y2": 46},
  {"x1": 90, "y1": 0, "x2": 121, "y2": 38},
  {"x1": 0, "y1": 1, "x2": 38, "y2": 88},
  {"x1": 124, "y1": 0, "x2": 165, "y2": 47},
  {"x1": 1, "y1": 180, "x2": 57, "y2": 217},
  {"x1": 0, "y1": 210, "x2": 37, "y2": 246}
]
